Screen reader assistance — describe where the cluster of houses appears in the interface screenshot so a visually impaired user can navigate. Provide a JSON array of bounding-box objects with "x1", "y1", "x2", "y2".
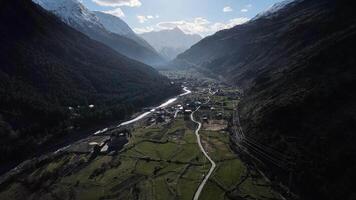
[
  {"x1": 146, "y1": 108, "x2": 175, "y2": 125},
  {"x1": 90, "y1": 128, "x2": 131, "y2": 156}
]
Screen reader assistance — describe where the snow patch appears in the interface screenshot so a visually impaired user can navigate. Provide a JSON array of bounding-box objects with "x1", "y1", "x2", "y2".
[
  {"x1": 94, "y1": 11, "x2": 134, "y2": 36},
  {"x1": 33, "y1": 0, "x2": 104, "y2": 29},
  {"x1": 252, "y1": 0, "x2": 301, "y2": 20}
]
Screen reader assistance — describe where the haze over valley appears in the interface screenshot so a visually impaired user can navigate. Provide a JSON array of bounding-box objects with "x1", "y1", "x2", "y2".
[{"x1": 140, "y1": 27, "x2": 202, "y2": 60}]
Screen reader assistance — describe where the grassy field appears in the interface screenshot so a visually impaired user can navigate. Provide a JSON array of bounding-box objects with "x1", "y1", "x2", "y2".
[
  {"x1": 195, "y1": 91, "x2": 281, "y2": 200},
  {"x1": 0, "y1": 90, "x2": 281, "y2": 200},
  {"x1": 198, "y1": 129, "x2": 280, "y2": 200},
  {"x1": 0, "y1": 118, "x2": 208, "y2": 200}
]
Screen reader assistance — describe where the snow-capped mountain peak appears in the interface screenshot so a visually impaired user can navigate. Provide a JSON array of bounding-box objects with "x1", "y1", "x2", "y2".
[
  {"x1": 93, "y1": 11, "x2": 156, "y2": 51},
  {"x1": 32, "y1": 0, "x2": 164, "y2": 65},
  {"x1": 93, "y1": 11, "x2": 134, "y2": 36},
  {"x1": 140, "y1": 27, "x2": 202, "y2": 60},
  {"x1": 33, "y1": 0, "x2": 103, "y2": 28}
]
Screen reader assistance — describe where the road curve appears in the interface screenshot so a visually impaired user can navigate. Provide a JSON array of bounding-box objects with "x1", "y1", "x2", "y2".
[{"x1": 191, "y1": 107, "x2": 217, "y2": 200}]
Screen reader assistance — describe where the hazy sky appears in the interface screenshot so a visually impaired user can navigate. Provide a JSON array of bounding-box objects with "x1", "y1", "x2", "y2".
[{"x1": 81, "y1": 0, "x2": 285, "y2": 36}]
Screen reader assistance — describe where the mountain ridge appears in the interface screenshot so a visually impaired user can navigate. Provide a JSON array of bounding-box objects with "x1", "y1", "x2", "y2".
[
  {"x1": 0, "y1": 0, "x2": 179, "y2": 172},
  {"x1": 140, "y1": 27, "x2": 202, "y2": 60},
  {"x1": 33, "y1": 0, "x2": 165, "y2": 66},
  {"x1": 175, "y1": 0, "x2": 356, "y2": 199},
  {"x1": 93, "y1": 11, "x2": 157, "y2": 52}
]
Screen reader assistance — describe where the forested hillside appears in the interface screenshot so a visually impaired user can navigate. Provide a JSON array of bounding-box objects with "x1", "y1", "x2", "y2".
[
  {"x1": 33, "y1": 0, "x2": 165, "y2": 66},
  {"x1": 176, "y1": 0, "x2": 356, "y2": 199},
  {"x1": 0, "y1": 0, "x2": 179, "y2": 171}
]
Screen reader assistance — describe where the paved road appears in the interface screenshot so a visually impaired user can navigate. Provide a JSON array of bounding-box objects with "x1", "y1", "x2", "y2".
[{"x1": 191, "y1": 107, "x2": 217, "y2": 200}]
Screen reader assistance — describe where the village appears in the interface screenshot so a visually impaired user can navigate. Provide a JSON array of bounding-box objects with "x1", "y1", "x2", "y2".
[
  {"x1": 0, "y1": 69, "x2": 281, "y2": 200},
  {"x1": 58, "y1": 68, "x2": 240, "y2": 159}
]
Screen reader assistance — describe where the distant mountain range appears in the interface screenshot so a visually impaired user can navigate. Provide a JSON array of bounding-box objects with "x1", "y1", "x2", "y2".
[
  {"x1": 140, "y1": 27, "x2": 202, "y2": 60},
  {"x1": 93, "y1": 11, "x2": 156, "y2": 52},
  {"x1": 33, "y1": 0, "x2": 164, "y2": 66},
  {"x1": 176, "y1": 0, "x2": 356, "y2": 199},
  {"x1": 0, "y1": 0, "x2": 178, "y2": 171}
]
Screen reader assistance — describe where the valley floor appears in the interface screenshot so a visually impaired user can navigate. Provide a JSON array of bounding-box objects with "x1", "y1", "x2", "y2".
[{"x1": 0, "y1": 70, "x2": 282, "y2": 200}]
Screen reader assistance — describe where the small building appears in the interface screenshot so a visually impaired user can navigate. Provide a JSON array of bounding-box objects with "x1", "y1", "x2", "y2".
[
  {"x1": 203, "y1": 116, "x2": 209, "y2": 123},
  {"x1": 195, "y1": 101, "x2": 202, "y2": 106},
  {"x1": 184, "y1": 110, "x2": 192, "y2": 121},
  {"x1": 184, "y1": 110, "x2": 192, "y2": 114},
  {"x1": 100, "y1": 144, "x2": 109, "y2": 153}
]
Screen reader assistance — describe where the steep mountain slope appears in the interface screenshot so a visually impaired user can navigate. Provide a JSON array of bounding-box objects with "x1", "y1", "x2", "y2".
[
  {"x1": 177, "y1": 0, "x2": 356, "y2": 199},
  {"x1": 140, "y1": 27, "x2": 202, "y2": 60},
  {"x1": 33, "y1": 0, "x2": 164, "y2": 66},
  {"x1": 93, "y1": 11, "x2": 155, "y2": 52},
  {"x1": 0, "y1": 0, "x2": 178, "y2": 171}
]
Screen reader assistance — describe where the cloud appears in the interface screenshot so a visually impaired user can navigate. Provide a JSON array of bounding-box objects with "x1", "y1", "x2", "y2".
[
  {"x1": 241, "y1": 4, "x2": 252, "y2": 12},
  {"x1": 92, "y1": 0, "x2": 141, "y2": 7},
  {"x1": 134, "y1": 17, "x2": 250, "y2": 36},
  {"x1": 102, "y1": 7, "x2": 125, "y2": 17},
  {"x1": 137, "y1": 15, "x2": 159, "y2": 23},
  {"x1": 137, "y1": 15, "x2": 148, "y2": 23},
  {"x1": 223, "y1": 6, "x2": 233, "y2": 12},
  {"x1": 157, "y1": 17, "x2": 210, "y2": 35},
  {"x1": 133, "y1": 26, "x2": 154, "y2": 33}
]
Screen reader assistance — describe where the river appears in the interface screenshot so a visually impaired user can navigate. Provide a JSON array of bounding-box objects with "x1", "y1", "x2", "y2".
[
  {"x1": 1, "y1": 87, "x2": 192, "y2": 176},
  {"x1": 94, "y1": 86, "x2": 191, "y2": 132},
  {"x1": 116, "y1": 87, "x2": 191, "y2": 127}
]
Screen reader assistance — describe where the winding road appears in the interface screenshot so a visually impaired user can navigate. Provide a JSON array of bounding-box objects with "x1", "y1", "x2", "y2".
[{"x1": 191, "y1": 107, "x2": 217, "y2": 200}]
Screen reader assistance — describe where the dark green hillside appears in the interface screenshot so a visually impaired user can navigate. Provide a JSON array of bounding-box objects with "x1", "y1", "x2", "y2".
[
  {"x1": 0, "y1": 0, "x2": 179, "y2": 171},
  {"x1": 176, "y1": 0, "x2": 356, "y2": 199}
]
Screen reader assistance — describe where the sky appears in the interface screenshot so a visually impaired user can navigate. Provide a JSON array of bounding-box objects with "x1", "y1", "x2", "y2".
[{"x1": 81, "y1": 0, "x2": 285, "y2": 36}]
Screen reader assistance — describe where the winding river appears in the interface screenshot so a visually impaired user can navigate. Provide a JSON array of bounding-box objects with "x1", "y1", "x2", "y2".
[
  {"x1": 3, "y1": 87, "x2": 192, "y2": 176},
  {"x1": 92, "y1": 87, "x2": 192, "y2": 134},
  {"x1": 118, "y1": 86, "x2": 191, "y2": 127}
]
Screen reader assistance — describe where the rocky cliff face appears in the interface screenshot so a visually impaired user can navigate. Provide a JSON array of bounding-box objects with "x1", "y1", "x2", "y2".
[{"x1": 177, "y1": 0, "x2": 356, "y2": 199}]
